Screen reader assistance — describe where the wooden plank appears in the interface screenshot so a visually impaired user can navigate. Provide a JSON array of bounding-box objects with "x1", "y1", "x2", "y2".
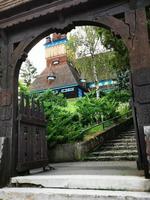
[{"x1": 17, "y1": 95, "x2": 48, "y2": 172}]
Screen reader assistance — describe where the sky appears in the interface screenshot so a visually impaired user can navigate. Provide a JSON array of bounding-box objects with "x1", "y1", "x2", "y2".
[{"x1": 28, "y1": 39, "x2": 46, "y2": 74}]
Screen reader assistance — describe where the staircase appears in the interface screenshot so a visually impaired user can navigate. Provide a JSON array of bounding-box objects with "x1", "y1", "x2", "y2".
[{"x1": 85, "y1": 128, "x2": 138, "y2": 161}]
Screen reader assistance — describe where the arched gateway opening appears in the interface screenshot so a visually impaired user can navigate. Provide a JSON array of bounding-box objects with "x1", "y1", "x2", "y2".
[{"x1": 0, "y1": 0, "x2": 150, "y2": 186}]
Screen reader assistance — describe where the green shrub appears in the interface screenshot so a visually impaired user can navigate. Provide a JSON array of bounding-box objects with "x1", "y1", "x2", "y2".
[
  {"x1": 116, "y1": 102, "x2": 130, "y2": 116},
  {"x1": 36, "y1": 89, "x2": 131, "y2": 144},
  {"x1": 38, "y1": 89, "x2": 67, "y2": 108},
  {"x1": 38, "y1": 90, "x2": 82, "y2": 143},
  {"x1": 116, "y1": 70, "x2": 130, "y2": 91},
  {"x1": 76, "y1": 95, "x2": 118, "y2": 126},
  {"x1": 47, "y1": 111, "x2": 82, "y2": 143},
  {"x1": 105, "y1": 90, "x2": 131, "y2": 103}
]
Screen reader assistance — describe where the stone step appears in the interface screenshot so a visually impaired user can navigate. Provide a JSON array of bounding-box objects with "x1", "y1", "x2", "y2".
[
  {"x1": 106, "y1": 138, "x2": 136, "y2": 143},
  {"x1": 99, "y1": 145, "x2": 137, "y2": 151},
  {"x1": 86, "y1": 128, "x2": 138, "y2": 162},
  {"x1": 85, "y1": 155, "x2": 138, "y2": 161},
  {"x1": 11, "y1": 175, "x2": 150, "y2": 192},
  {"x1": 121, "y1": 131, "x2": 135, "y2": 134},
  {"x1": 122, "y1": 130, "x2": 135, "y2": 133},
  {"x1": 119, "y1": 131, "x2": 135, "y2": 134},
  {"x1": 90, "y1": 150, "x2": 138, "y2": 157},
  {"x1": 116, "y1": 135, "x2": 136, "y2": 139},
  {"x1": 102, "y1": 142, "x2": 137, "y2": 147},
  {"x1": 0, "y1": 188, "x2": 150, "y2": 200},
  {"x1": 118, "y1": 134, "x2": 136, "y2": 138},
  {"x1": 118, "y1": 136, "x2": 136, "y2": 139},
  {"x1": 104, "y1": 139, "x2": 136, "y2": 144}
]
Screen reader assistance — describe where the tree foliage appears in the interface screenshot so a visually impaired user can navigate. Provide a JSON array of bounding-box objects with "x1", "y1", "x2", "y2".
[
  {"x1": 116, "y1": 69, "x2": 130, "y2": 91},
  {"x1": 97, "y1": 28, "x2": 129, "y2": 72},
  {"x1": 67, "y1": 26, "x2": 116, "y2": 81},
  {"x1": 75, "y1": 52, "x2": 116, "y2": 81},
  {"x1": 18, "y1": 81, "x2": 29, "y2": 96},
  {"x1": 97, "y1": 28, "x2": 130, "y2": 90},
  {"x1": 20, "y1": 59, "x2": 37, "y2": 87}
]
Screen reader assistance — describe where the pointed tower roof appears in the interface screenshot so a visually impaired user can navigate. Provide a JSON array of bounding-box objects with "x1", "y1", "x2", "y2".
[{"x1": 30, "y1": 33, "x2": 82, "y2": 92}]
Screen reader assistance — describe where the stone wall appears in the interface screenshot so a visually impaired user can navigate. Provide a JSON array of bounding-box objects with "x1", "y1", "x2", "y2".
[{"x1": 48, "y1": 118, "x2": 133, "y2": 162}]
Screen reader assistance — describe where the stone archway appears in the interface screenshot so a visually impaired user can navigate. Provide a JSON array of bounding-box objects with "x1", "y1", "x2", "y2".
[{"x1": 0, "y1": 1, "x2": 150, "y2": 186}]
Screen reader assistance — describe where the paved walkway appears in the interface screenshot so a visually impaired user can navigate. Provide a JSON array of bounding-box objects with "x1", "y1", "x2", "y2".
[{"x1": 30, "y1": 161, "x2": 144, "y2": 176}]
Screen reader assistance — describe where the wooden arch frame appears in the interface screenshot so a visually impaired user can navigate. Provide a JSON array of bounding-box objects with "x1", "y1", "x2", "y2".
[{"x1": 0, "y1": 1, "x2": 150, "y2": 186}]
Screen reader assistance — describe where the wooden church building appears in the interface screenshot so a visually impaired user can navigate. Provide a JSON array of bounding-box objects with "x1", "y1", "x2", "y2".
[{"x1": 30, "y1": 33, "x2": 86, "y2": 98}]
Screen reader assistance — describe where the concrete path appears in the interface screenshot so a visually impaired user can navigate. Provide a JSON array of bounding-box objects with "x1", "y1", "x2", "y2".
[
  {"x1": 3, "y1": 161, "x2": 150, "y2": 200},
  {"x1": 30, "y1": 161, "x2": 144, "y2": 176},
  {"x1": 11, "y1": 161, "x2": 148, "y2": 193}
]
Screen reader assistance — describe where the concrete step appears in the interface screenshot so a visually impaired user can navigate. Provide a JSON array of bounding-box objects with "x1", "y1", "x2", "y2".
[
  {"x1": 0, "y1": 188, "x2": 150, "y2": 200},
  {"x1": 11, "y1": 175, "x2": 150, "y2": 192},
  {"x1": 90, "y1": 150, "x2": 138, "y2": 157},
  {"x1": 117, "y1": 135, "x2": 136, "y2": 139},
  {"x1": 99, "y1": 145, "x2": 137, "y2": 151},
  {"x1": 103, "y1": 142, "x2": 137, "y2": 147},
  {"x1": 114, "y1": 133, "x2": 135, "y2": 136},
  {"x1": 85, "y1": 155, "x2": 138, "y2": 161},
  {"x1": 106, "y1": 138, "x2": 136, "y2": 143},
  {"x1": 122, "y1": 130, "x2": 135, "y2": 133},
  {"x1": 86, "y1": 128, "x2": 138, "y2": 162},
  {"x1": 119, "y1": 132, "x2": 136, "y2": 135}
]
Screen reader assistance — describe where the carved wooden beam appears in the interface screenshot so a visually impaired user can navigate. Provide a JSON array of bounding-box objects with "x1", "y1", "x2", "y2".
[
  {"x1": 95, "y1": 16, "x2": 131, "y2": 49},
  {"x1": 0, "y1": 0, "x2": 88, "y2": 29},
  {"x1": 10, "y1": 37, "x2": 34, "y2": 69},
  {"x1": 126, "y1": 8, "x2": 150, "y2": 69}
]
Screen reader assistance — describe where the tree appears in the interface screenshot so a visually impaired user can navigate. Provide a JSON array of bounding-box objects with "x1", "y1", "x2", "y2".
[
  {"x1": 18, "y1": 80, "x2": 29, "y2": 96},
  {"x1": 66, "y1": 34, "x2": 79, "y2": 66},
  {"x1": 67, "y1": 26, "x2": 116, "y2": 98},
  {"x1": 20, "y1": 58, "x2": 37, "y2": 87},
  {"x1": 97, "y1": 28, "x2": 129, "y2": 72},
  {"x1": 75, "y1": 52, "x2": 116, "y2": 81},
  {"x1": 97, "y1": 28, "x2": 130, "y2": 90},
  {"x1": 116, "y1": 70, "x2": 130, "y2": 91}
]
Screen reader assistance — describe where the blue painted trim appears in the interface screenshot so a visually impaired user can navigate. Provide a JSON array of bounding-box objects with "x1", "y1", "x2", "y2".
[
  {"x1": 44, "y1": 38, "x2": 67, "y2": 48},
  {"x1": 31, "y1": 84, "x2": 79, "y2": 94},
  {"x1": 87, "y1": 79, "x2": 116, "y2": 88}
]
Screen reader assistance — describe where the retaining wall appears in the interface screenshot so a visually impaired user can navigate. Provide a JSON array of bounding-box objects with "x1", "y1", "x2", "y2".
[{"x1": 48, "y1": 118, "x2": 133, "y2": 162}]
